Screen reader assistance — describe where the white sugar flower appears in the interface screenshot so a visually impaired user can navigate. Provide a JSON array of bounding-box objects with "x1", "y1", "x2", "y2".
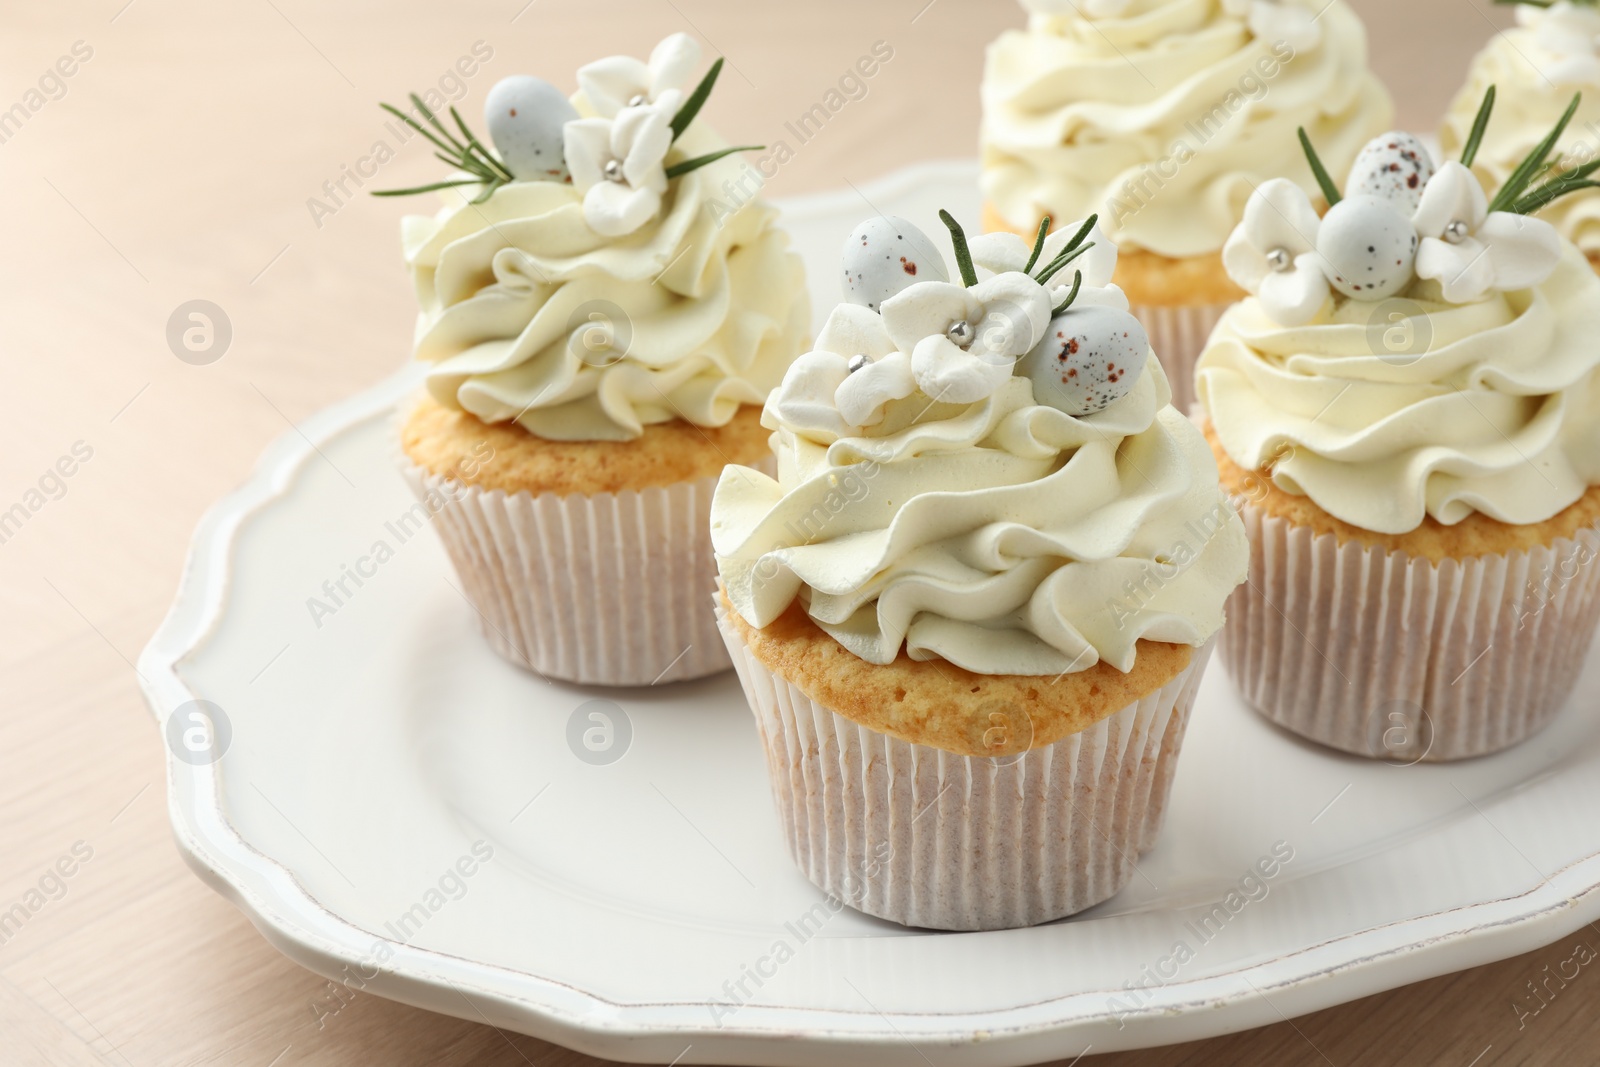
[
  {"x1": 1222, "y1": 0, "x2": 1322, "y2": 52},
  {"x1": 1413, "y1": 162, "x2": 1562, "y2": 304},
  {"x1": 564, "y1": 102, "x2": 674, "y2": 237},
  {"x1": 1521, "y1": 2, "x2": 1600, "y2": 86},
  {"x1": 820, "y1": 305, "x2": 915, "y2": 428},
  {"x1": 768, "y1": 351, "x2": 855, "y2": 443},
  {"x1": 577, "y1": 33, "x2": 700, "y2": 118},
  {"x1": 881, "y1": 273, "x2": 1052, "y2": 404},
  {"x1": 970, "y1": 218, "x2": 1128, "y2": 310},
  {"x1": 768, "y1": 306, "x2": 912, "y2": 440},
  {"x1": 1222, "y1": 178, "x2": 1330, "y2": 326}
]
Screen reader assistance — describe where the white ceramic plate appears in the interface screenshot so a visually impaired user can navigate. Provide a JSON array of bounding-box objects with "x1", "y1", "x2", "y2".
[{"x1": 140, "y1": 162, "x2": 1600, "y2": 1066}]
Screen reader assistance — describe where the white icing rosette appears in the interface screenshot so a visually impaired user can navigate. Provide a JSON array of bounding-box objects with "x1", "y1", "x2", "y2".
[
  {"x1": 402, "y1": 35, "x2": 806, "y2": 441},
  {"x1": 732, "y1": 213, "x2": 1247, "y2": 677},
  {"x1": 982, "y1": 0, "x2": 1392, "y2": 259},
  {"x1": 1519, "y1": 1, "x2": 1600, "y2": 87}
]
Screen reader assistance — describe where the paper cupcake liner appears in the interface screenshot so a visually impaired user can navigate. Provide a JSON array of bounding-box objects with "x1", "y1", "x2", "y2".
[
  {"x1": 1223, "y1": 499, "x2": 1600, "y2": 762},
  {"x1": 401, "y1": 460, "x2": 771, "y2": 686},
  {"x1": 1129, "y1": 301, "x2": 1232, "y2": 417},
  {"x1": 717, "y1": 605, "x2": 1214, "y2": 931}
]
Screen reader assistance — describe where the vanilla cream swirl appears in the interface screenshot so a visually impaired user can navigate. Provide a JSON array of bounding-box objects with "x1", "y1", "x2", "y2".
[
  {"x1": 1198, "y1": 248, "x2": 1600, "y2": 535},
  {"x1": 713, "y1": 327, "x2": 1249, "y2": 676},
  {"x1": 1442, "y1": 18, "x2": 1600, "y2": 257},
  {"x1": 980, "y1": 0, "x2": 1392, "y2": 259},
  {"x1": 402, "y1": 131, "x2": 809, "y2": 442}
]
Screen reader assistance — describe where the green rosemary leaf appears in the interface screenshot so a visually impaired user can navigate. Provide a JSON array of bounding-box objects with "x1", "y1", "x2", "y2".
[
  {"x1": 469, "y1": 181, "x2": 505, "y2": 205},
  {"x1": 371, "y1": 178, "x2": 484, "y2": 197},
  {"x1": 381, "y1": 103, "x2": 460, "y2": 159},
  {"x1": 1546, "y1": 156, "x2": 1600, "y2": 185},
  {"x1": 1490, "y1": 0, "x2": 1556, "y2": 8},
  {"x1": 1052, "y1": 270, "x2": 1083, "y2": 315},
  {"x1": 1515, "y1": 179, "x2": 1600, "y2": 215},
  {"x1": 1034, "y1": 241, "x2": 1096, "y2": 286},
  {"x1": 939, "y1": 209, "x2": 979, "y2": 287},
  {"x1": 1061, "y1": 213, "x2": 1099, "y2": 253},
  {"x1": 451, "y1": 106, "x2": 514, "y2": 183},
  {"x1": 664, "y1": 144, "x2": 762, "y2": 179},
  {"x1": 410, "y1": 93, "x2": 468, "y2": 154},
  {"x1": 670, "y1": 58, "x2": 723, "y2": 143},
  {"x1": 1298, "y1": 127, "x2": 1342, "y2": 206},
  {"x1": 1023, "y1": 215, "x2": 1053, "y2": 274},
  {"x1": 1489, "y1": 92, "x2": 1582, "y2": 213},
  {"x1": 1460, "y1": 85, "x2": 1496, "y2": 167}
]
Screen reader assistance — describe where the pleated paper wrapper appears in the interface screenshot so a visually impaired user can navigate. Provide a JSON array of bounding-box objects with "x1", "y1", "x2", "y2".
[
  {"x1": 718, "y1": 603, "x2": 1215, "y2": 931},
  {"x1": 401, "y1": 458, "x2": 772, "y2": 687},
  {"x1": 1224, "y1": 499, "x2": 1600, "y2": 762},
  {"x1": 1130, "y1": 301, "x2": 1231, "y2": 417}
]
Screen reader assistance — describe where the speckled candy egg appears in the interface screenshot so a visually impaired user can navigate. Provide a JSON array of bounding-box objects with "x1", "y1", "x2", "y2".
[
  {"x1": 1017, "y1": 306, "x2": 1149, "y2": 416},
  {"x1": 485, "y1": 75, "x2": 579, "y2": 182},
  {"x1": 1346, "y1": 131, "x2": 1436, "y2": 215},
  {"x1": 841, "y1": 217, "x2": 949, "y2": 312},
  {"x1": 1315, "y1": 195, "x2": 1417, "y2": 300}
]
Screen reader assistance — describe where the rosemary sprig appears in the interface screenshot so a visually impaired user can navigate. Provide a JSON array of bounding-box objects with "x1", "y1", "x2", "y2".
[
  {"x1": 451, "y1": 105, "x2": 513, "y2": 183},
  {"x1": 671, "y1": 58, "x2": 723, "y2": 142},
  {"x1": 939, "y1": 209, "x2": 980, "y2": 287},
  {"x1": 1489, "y1": 92, "x2": 1582, "y2": 213},
  {"x1": 373, "y1": 92, "x2": 513, "y2": 203},
  {"x1": 1460, "y1": 85, "x2": 1496, "y2": 167},
  {"x1": 1034, "y1": 242, "x2": 1096, "y2": 286},
  {"x1": 1511, "y1": 154, "x2": 1600, "y2": 213},
  {"x1": 1052, "y1": 270, "x2": 1083, "y2": 315},
  {"x1": 1516, "y1": 178, "x2": 1600, "y2": 214},
  {"x1": 1298, "y1": 127, "x2": 1342, "y2": 206},
  {"x1": 371, "y1": 178, "x2": 484, "y2": 198},
  {"x1": 1492, "y1": 0, "x2": 1593, "y2": 7},
  {"x1": 1031, "y1": 214, "x2": 1098, "y2": 284},
  {"x1": 664, "y1": 144, "x2": 764, "y2": 179},
  {"x1": 1023, "y1": 215, "x2": 1053, "y2": 274}
]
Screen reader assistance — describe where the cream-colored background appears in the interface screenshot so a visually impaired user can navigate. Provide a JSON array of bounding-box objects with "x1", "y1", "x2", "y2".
[{"x1": 4, "y1": 2, "x2": 1593, "y2": 1065}]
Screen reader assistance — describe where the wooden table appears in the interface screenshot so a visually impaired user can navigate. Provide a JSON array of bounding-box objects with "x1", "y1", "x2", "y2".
[{"x1": 3, "y1": 1, "x2": 1591, "y2": 1064}]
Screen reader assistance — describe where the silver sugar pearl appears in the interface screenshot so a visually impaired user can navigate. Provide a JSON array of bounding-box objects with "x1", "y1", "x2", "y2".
[
  {"x1": 1443, "y1": 219, "x2": 1469, "y2": 244},
  {"x1": 946, "y1": 319, "x2": 976, "y2": 348},
  {"x1": 603, "y1": 159, "x2": 625, "y2": 183},
  {"x1": 627, "y1": 93, "x2": 648, "y2": 107},
  {"x1": 1265, "y1": 247, "x2": 1292, "y2": 272},
  {"x1": 846, "y1": 353, "x2": 873, "y2": 374}
]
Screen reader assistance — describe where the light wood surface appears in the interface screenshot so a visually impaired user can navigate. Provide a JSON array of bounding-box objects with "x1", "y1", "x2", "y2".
[{"x1": 4, "y1": 1, "x2": 1592, "y2": 1065}]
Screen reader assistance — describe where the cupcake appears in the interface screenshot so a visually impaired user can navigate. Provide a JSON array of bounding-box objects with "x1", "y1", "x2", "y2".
[
  {"x1": 386, "y1": 36, "x2": 809, "y2": 685},
  {"x1": 1197, "y1": 106, "x2": 1600, "y2": 762},
  {"x1": 1442, "y1": 2, "x2": 1600, "y2": 269},
  {"x1": 712, "y1": 211, "x2": 1249, "y2": 930},
  {"x1": 979, "y1": 0, "x2": 1393, "y2": 413}
]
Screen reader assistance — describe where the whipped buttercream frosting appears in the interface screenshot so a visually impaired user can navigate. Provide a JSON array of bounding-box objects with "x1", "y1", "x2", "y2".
[
  {"x1": 403, "y1": 49, "x2": 808, "y2": 443},
  {"x1": 714, "y1": 224, "x2": 1249, "y2": 677},
  {"x1": 981, "y1": 0, "x2": 1393, "y2": 259},
  {"x1": 1202, "y1": 110, "x2": 1600, "y2": 537},
  {"x1": 1200, "y1": 246, "x2": 1600, "y2": 535},
  {"x1": 1442, "y1": 5, "x2": 1600, "y2": 257}
]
